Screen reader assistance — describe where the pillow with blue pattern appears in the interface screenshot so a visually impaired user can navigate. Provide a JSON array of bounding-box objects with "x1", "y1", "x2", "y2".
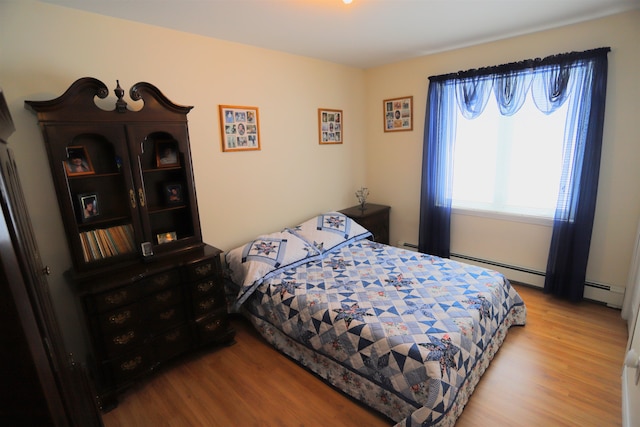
[
  {"x1": 226, "y1": 230, "x2": 319, "y2": 307},
  {"x1": 287, "y1": 212, "x2": 372, "y2": 254}
]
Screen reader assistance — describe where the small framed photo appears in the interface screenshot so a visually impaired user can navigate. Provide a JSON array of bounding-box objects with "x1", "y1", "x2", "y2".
[
  {"x1": 383, "y1": 96, "x2": 413, "y2": 132},
  {"x1": 65, "y1": 146, "x2": 95, "y2": 176},
  {"x1": 318, "y1": 108, "x2": 343, "y2": 144},
  {"x1": 156, "y1": 140, "x2": 179, "y2": 168},
  {"x1": 164, "y1": 182, "x2": 183, "y2": 205},
  {"x1": 78, "y1": 193, "x2": 99, "y2": 222},
  {"x1": 157, "y1": 231, "x2": 177, "y2": 244},
  {"x1": 218, "y1": 105, "x2": 261, "y2": 152},
  {"x1": 141, "y1": 242, "x2": 154, "y2": 258}
]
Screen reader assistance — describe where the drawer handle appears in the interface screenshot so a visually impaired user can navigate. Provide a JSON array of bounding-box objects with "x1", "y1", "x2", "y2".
[
  {"x1": 165, "y1": 330, "x2": 182, "y2": 342},
  {"x1": 197, "y1": 280, "x2": 215, "y2": 293},
  {"x1": 204, "y1": 319, "x2": 222, "y2": 332},
  {"x1": 153, "y1": 274, "x2": 170, "y2": 286},
  {"x1": 199, "y1": 298, "x2": 216, "y2": 311},
  {"x1": 121, "y1": 356, "x2": 142, "y2": 371},
  {"x1": 105, "y1": 290, "x2": 127, "y2": 305},
  {"x1": 159, "y1": 308, "x2": 176, "y2": 320},
  {"x1": 155, "y1": 290, "x2": 173, "y2": 302},
  {"x1": 109, "y1": 310, "x2": 132, "y2": 325},
  {"x1": 195, "y1": 263, "x2": 212, "y2": 277},
  {"x1": 113, "y1": 331, "x2": 135, "y2": 345}
]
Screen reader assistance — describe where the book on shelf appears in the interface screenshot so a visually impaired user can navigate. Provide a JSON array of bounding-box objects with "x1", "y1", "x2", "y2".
[{"x1": 79, "y1": 224, "x2": 136, "y2": 262}]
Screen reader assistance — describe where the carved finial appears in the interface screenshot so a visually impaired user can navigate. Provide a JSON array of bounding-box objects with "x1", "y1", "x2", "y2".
[{"x1": 114, "y1": 80, "x2": 127, "y2": 113}]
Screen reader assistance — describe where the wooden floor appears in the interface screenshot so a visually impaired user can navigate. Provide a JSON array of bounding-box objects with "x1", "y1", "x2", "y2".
[{"x1": 102, "y1": 284, "x2": 628, "y2": 427}]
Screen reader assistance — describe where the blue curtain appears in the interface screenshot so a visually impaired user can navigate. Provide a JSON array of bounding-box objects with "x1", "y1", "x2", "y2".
[
  {"x1": 543, "y1": 54, "x2": 609, "y2": 301},
  {"x1": 418, "y1": 48, "x2": 609, "y2": 301},
  {"x1": 418, "y1": 79, "x2": 456, "y2": 257}
]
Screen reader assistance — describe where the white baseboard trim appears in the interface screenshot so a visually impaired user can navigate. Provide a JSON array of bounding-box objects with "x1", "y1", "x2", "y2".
[{"x1": 398, "y1": 242, "x2": 624, "y2": 308}]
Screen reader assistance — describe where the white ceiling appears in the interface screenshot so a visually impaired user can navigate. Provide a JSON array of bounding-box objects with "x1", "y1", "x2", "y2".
[{"x1": 42, "y1": 0, "x2": 640, "y2": 69}]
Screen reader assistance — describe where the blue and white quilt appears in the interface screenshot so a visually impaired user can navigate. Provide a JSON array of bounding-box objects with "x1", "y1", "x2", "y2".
[{"x1": 225, "y1": 213, "x2": 526, "y2": 427}]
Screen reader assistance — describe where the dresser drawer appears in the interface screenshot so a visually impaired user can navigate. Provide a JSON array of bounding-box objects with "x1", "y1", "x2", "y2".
[
  {"x1": 90, "y1": 286, "x2": 142, "y2": 313},
  {"x1": 142, "y1": 270, "x2": 180, "y2": 294},
  {"x1": 102, "y1": 326, "x2": 143, "y2": 356},
  {"x1": 144, "y1": 287, "x2": 183, "y2": 313},
  {"x1": 152, "y1": 325, "x2": 191, "y2": 364},
  {"x1": 191, "y1": 277, "x2": 219, "y2": 298},
  {"x1": 147, "y1": 304, "x2": 186, "y2": 336},
  {"x1": 192, "y1": 291, "x2": 225, "y2": 318},
  {"x1": 196, "y1": 312, "x2": 230, "y2": 344},
  {"x1": 186, "y1": 257, "x2": 219, "y2": 281},
  {"x1": 97, "y1": 303, "x2": 142, "y2": 334},
  {"x1": 109, "y1": 348, "x2": 150, "y2": 384}
]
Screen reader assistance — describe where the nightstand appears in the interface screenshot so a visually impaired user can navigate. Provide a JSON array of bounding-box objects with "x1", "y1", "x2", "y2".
[{"x1": 340, "y1": 203, "x2": 390, "y2": 245}]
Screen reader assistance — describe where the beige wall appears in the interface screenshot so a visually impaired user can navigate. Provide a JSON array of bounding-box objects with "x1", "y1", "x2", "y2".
[
  {"x1": 365, "y1": 11, "x2": 640, "y2": 295},
  {"x1": 2, "y1": 1, "x2": 639, "y2": 354},
  {"x1": 0, "y1": 0, "x2": 366, "y2": 353}
]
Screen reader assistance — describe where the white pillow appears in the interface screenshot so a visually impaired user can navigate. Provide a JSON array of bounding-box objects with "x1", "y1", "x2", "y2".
[{"x1": 287, "y1": 212, "x2": 372, "y2": 254}]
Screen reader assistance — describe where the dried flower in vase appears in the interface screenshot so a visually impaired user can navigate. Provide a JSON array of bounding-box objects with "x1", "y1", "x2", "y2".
[{"x1": 355, "y1": 187, "x2": 369, "y2": 210}]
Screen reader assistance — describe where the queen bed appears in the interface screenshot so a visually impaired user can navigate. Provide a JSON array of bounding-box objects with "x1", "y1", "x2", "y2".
[{"x1": 224, "y1": 212, "x2": 526, "y2": 426}]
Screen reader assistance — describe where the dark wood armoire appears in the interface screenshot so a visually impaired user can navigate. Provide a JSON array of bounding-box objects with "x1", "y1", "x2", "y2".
[
  {"x1": 0, "y1": 88, "x2": 103, "y2": 426},
  {"x1": 24, "y1": 78, "x2": 235, "y2": 410}
]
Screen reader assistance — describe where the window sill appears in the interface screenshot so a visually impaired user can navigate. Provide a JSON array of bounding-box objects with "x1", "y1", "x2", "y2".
[{"x1": 452, "y1": 207, "x2": 554, "y2": 227}]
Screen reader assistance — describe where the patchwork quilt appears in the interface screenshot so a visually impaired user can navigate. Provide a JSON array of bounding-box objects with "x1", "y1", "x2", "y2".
[{"x1": 225, "y1": 213, "x2": 526, "y2": 426}]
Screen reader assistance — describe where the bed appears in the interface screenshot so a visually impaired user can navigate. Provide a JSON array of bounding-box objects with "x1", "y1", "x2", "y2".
[{"x1": 224, "y1": 212, "x2": 526, "y2": 426}]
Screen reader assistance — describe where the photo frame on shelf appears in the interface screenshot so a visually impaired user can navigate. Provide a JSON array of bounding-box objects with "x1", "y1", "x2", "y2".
[
  {"x1": 157, "y1": 231, "x2": 177, "y2": 244},
  {"x1": 383, "y1": 96, "x2": 413, "y2": 132},
  {"x1": 141, "y1": 241, "x2": 154, "y2": 258},
  {"x1": 155, "y1": 140, "x2": 180, "y2": 168},
  {"x1": 318, "y1": 108, "x2": 343, "y2": 144},
  {"x1": 164, "y1": 182, "x2": 183, "y2": 205},
  {"x1": 78, "y1": 193, "x2": 99, "y2": 222},
  {"x1": 218, "y1": 105, "x2": 261, "y2": 152},
  {"x1": 65, "y1": 146, "x2": 95, "y2": 176}
]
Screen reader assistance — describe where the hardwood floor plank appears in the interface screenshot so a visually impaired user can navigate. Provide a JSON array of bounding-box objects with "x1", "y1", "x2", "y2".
[{"x1": 102, "y1": 284, "x2": 627, "y2": 427}]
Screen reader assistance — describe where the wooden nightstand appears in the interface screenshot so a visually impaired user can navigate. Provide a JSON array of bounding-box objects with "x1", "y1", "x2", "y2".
[{"x1": 340, "y1": 203, "x2": 390, "y2": 244}]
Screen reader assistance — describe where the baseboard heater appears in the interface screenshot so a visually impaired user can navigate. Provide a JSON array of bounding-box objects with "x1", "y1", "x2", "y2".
[{"x1": 400, "y1": 242, "x2": 624, "y2": 308}]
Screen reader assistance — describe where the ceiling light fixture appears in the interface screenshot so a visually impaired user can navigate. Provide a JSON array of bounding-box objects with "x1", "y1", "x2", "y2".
[{"x1": 343, "y1": 0, "x2": 353, "y2": 4}]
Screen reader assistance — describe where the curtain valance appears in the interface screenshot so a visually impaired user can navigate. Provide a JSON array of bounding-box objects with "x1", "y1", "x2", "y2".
[
  {"x1": 450, "y1": 48, "x2": 609, "y2": 118},
  {"x1": 428, "y1": 47, "x2": 610, "y2": 82}
]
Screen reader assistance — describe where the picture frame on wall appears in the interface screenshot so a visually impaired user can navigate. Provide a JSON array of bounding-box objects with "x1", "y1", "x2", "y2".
[
  {"x1": 65, "y1": 146, "x2": 95, "y2": 176},
  {"x1": 383, "y1": 96, "x2": 413, "y2": 132},
  {"x1": 318, "y1": 108, "x2": 343, "y2": 144},
  {"x1": 218, "y1": 105, "x2": 261, "y2": 152}
]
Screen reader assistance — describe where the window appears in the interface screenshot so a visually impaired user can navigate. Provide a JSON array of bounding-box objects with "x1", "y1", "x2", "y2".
[{"x1": 452, "y1": 91, "x2": 568, "y2": 219}]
